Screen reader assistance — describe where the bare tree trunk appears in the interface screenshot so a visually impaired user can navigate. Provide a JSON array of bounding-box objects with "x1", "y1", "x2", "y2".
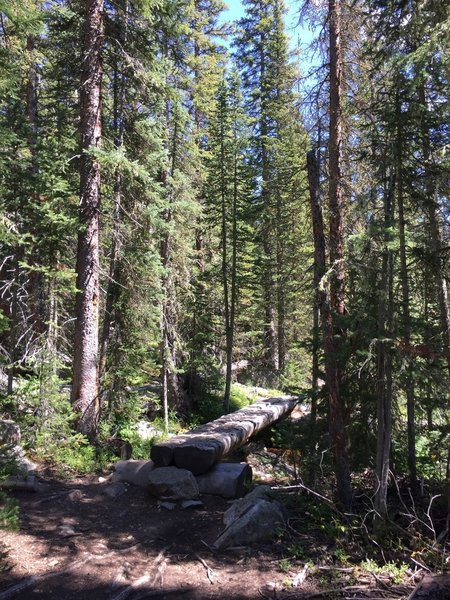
[
  {"x1": 327, "y1": 0, "x2": 352, "y2": 508},
  {"x1": 219, "y1": 101, "x2": 232, "y2": 412},
  {"x1": 307, "y1": 149, "x2": 352, "y2": 509},
  {"x1": 223, "y1": 117, "x2": 240, "y2": 412},
  {"x1": 160, "y1": 216, "x2": 183, "y2": 424},
  {"x1": 160, "y1": 205, "x2": 172, "y2": 432},
  {"x1": 276, "y1": 182, "x2": 286, "y2": 374},
  {"x1": 423, "y1": 275, "x2": 434, "y2": 431},
  {"x1": 260, "y1": 22, "x2": 278, "y2": 374},
  {"x1": 229, "y1": 150, "x2": 238, "y2": 395},
  {"x1": 375, "y1": 172, "x2": 395, "y2": 517},
  {"x1": 7, "y1": 263, "x2": 20, "y2": 397},
  {"x1": 71, "y1": 0, "x2": 104, "y2": 441},
  {"x1": 328, "y1": 0, "x2": 345, "y2": 322},
  {"x1": 159, "y1": 100, "x2": 184, "y2": 423},
  {"x1": 396, "y1": 92, "x2": 417, "y2": 490},
  {"x1": 310, "y1": 125, "x2": 323, "y2": 429}
]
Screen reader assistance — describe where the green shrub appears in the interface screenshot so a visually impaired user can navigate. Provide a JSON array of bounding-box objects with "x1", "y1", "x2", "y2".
[
  {"x1": 360, "y1": 559, "x2": 409, "y2": 584},
  {"x1": 35, "y1": 431, "x2": 99, "y2": 476},
  {"x1": 0, "y1": 490, "x2": 19, "y2": 531},
  {"x1": 229, "y1": 384, "x2": 253, "y2": 410},
  {"x1": 0, "y1": 466, "x2": 19, "y2": 576}
]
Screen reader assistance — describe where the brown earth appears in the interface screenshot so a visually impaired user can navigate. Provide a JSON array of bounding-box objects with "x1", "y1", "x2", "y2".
[
  {"x1": 0, "y1": 468, "x2": 316, "y2": 600},
  {"x1": 0, "y1": 427, "x2": 428, "y2": 600},
  {"x1": 1, "y1": 461, "x2": 426, "y2": 600}
]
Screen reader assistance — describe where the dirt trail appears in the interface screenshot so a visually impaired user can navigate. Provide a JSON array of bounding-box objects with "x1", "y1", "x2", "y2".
[{"x1": 1, "y1": 474, "x2": 297, "y2": 600}]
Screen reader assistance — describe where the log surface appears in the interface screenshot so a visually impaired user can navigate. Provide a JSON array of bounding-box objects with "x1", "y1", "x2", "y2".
[
  {"x1": 151, "y1": 396, "x2": 297, "y2": 474},
  {"x1": 408, "y1": 574, "x2": 450, "y2": 600}
]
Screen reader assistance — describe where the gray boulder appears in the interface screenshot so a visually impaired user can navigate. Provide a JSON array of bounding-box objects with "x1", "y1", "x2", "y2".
[
  {"x1": 214, "y1": 485, "x2": 285, "y2": 549},
  {"x1": 112, "y1": 459, "x2": 156, "y2": 487},
  {"x1": 0, "y1": 420, "x2": 37, "y2": 474},
  {"x1": 0, "y1": 420, "x2": 21, "y2": 449},
  {"x1": 196, "y1": 462, "x2": 252, "y2": 498},
  {"x1": 103, "y1": 482, "x2": 128, "y2": 499},
  {"x1": 148, "y1": 466, "x2": 199, "y2": 500},
  {"x1": 223, "y1": 485, "x2": 272, "y2": 526}
]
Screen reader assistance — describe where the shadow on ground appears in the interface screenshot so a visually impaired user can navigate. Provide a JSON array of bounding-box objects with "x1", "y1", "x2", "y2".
[{"x1": 0, "y1": 475, "x2": 290, "y2": 600}]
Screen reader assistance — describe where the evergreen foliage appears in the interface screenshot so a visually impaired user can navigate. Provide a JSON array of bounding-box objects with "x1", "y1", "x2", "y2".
[{"x1": 0, "y1": 0, "x2": 448, "y2": 517}]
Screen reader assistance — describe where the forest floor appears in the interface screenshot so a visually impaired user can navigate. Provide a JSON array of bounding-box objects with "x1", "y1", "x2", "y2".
[{"x1": 1, "y1": 451, "x2": 434, "y2": 600}]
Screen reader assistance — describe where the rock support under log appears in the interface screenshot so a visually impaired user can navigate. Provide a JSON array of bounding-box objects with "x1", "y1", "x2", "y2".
[{"x1": 151, "y1": 396, "x2": 297, "y2": 475}]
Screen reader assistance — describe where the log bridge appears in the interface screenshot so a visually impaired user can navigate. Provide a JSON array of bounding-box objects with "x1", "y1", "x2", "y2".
[{"x1": 150, "y1": 396, "x2": 298, "y2": 475}]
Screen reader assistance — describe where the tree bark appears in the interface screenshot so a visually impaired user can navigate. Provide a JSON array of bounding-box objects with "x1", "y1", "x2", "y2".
[
  {"x1": 327, "y1": 0, "x2": 352, "y2": 508},
  {"x1": 375, "y1": 174, "x2": 394, "y2": 517},
  {"x1": 228, "y1": 144, "x2": 238, "y2": 408},
  {"x1": 260, "y1": 21, "x2": 278, "y2": 374},
  {"x1": 220, "y1": 95, "x2": 232, "y2": 412},
  {"x1": 328, "y1": 0, "x2": 345, "y2": 322},
  {"x1": 307, "y1": 149, "x2": 352, "y2": 509},
  {"x1": 71, "y1": 0, "x2": 104, "y2": 441},
  {"x1": 159, "y1": 100, "x2": 184, "y2": 424},
  {"x1": 396, "y1": 90, "x2": 417, "y2": 489},
  {"x1": 151, "y1": 395, "x2": 297, "y2": 474},
  {"x1": 276, "y1": 172, "x2": 286, "y2": 374},
  {"x1": 26, "y1": 35, "x2": 47, "y2": 345},
  {"x1": 99, "y1": 0, "x2": 129, "y2": 384},
  {"x1": 310, "y1": 126, "x2": 323, "y2": 431},
  {"x1": 418, "y1": 84, "x2": 450, "y2": 376}
]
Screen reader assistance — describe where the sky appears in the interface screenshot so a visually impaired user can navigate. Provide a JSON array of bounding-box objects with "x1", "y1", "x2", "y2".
[{"x1": 221, "y1": 0, "x2": 317, "y2": 73}]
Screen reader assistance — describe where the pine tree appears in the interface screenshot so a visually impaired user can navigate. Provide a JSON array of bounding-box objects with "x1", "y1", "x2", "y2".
[
  {"x1": 70, "y1": 0, "x2": 104, "y2": 440},
  {"x1": 235, "y1": 0, "x2": 310, "y2": 384},
  {"x1": 205, "y1": 71, "x2": 251, "y2": 411}
]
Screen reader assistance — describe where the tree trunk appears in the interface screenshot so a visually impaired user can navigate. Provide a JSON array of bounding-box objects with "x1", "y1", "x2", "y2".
[
  {"x1": 7, "y1": 263, "x2": 20, "y2": 397},
  {"x1": 99, "y1": 0, "x2": 129, "y2": 383},
  {"x1": 260, "y1": 24, "x2": 278, "y2": 374},
  {"x1": 151, "y1": 395, "x2": 297, "y2": 473},
  {"x1": 224, "y1": 126, "x2": 239, "y2": 413},
  {"x1": 328, "y1": 0, "x2": 345, "y2": 322},
  {"x1": 26, "y1": 35, "x2": 47, "y2": 343},
  {"x1": 327, "y1": 0, "x2": 352, "y2": 509},
  {"x1": 423, "y1": 273, "x2": 434, "y2": 431},
  {"x1": 418, "y1": 84, "x2": 450, "y2": 376},
  {"x1": 307, "y1": 149, "x2": 352, "y2": 509},
  {"x1": 71, "y1": 0, "x2": 104, "y2": 441},
  {"x1": 396, "y1": 91, "x2": 417, "y2": 489},
  {"x1": 220, "y1": 97, "x2": 232, "y2": 412},
  {"x1": 159, "y1": 101, "x2": 184, "y2": 423},
  {"x1": 229, "y1": 149, "x2": 238, "y2": 398},
  {"x1": 310, "y1": 127, "x2": 323, "y2": 431},
  {"x1": 375, "y1": 171, "x2": 395, "y2": 517},
  {"x1": 276, "y1": 177, "x2": 286, "y2": 374}
]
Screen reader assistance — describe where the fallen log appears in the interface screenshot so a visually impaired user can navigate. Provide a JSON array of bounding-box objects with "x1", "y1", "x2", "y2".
[
  {"x1": 0, "y1": 475, "x2": 39, "y2": 492},
  {"x1": 408, "y1": 574, "x2": 450, "y2": 600},
  {"x1": 151, "y1": 396, "x2": 297, "y2": 475}
]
